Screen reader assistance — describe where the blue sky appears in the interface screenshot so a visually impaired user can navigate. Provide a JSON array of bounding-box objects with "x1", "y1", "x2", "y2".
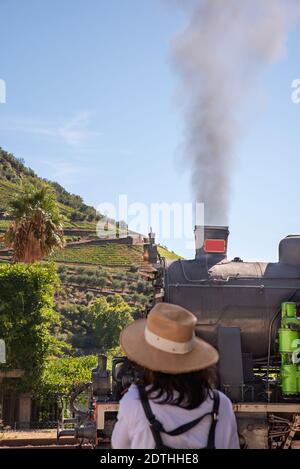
[{"x1": 0, "y1": 0, "x2": 300, "y2": 261}]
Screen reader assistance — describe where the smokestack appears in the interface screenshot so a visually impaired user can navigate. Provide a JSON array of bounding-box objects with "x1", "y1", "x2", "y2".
[
  {"x1": 195, "y1": 225, "x2": 229, "y2": 265},
  {"x1": 143, "y1": 229, "x2": 158, "y2": 264}
]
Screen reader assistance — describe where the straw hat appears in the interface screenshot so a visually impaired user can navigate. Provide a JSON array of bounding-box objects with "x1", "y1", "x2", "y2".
[{"x1": 120, "y1": 303, "x2": 219, "y2": 374}]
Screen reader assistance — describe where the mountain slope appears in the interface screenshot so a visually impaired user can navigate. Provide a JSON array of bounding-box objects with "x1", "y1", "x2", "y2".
[
  {"x1": 0, "y1": 147, "x2": 182, "y2": 355},
  {"x1": 0, "y1": 147, "x2": 99, "y2": 222},
  {"x1": 0, "y1": 147, "x2": 182, "y2": 264}
]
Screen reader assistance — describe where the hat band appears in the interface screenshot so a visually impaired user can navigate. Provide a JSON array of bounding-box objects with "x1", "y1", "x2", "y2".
[{"x1": 144, "y1": 327, "x2": 194, "y2": 355}]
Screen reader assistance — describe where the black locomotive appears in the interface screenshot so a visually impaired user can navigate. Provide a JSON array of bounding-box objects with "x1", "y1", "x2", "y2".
[
  {"x1": 154, "y1": 225, "x2": 300, "y2": 448},
  {"x1": 58, "y1": 226, "x2": 300, "y2": 449}
]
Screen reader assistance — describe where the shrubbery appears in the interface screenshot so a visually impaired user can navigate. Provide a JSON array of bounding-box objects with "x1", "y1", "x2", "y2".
[{"x1": 0, "y1": 262, "x2": 65, "y2": 391}]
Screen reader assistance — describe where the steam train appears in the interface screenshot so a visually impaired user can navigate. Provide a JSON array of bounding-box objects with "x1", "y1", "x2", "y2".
[
  {"x1": 157, "y1": 225, "x2": 300, "y2": 448},
  {"x1": 58, "y1": 226, "x2": 300, "y2": 449}
]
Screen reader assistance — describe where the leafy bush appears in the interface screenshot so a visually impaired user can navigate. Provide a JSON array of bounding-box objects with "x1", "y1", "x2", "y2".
[
  {"x1": 124, "y1": 294, "x2": 133, "y2": 303},
  {"x1": 95, "y1": 277, "x2": 107, "y2": 289},
  {"x1": 57, "y1": 265, "x2": 67, "y2": 274},
  {"x1": 111, "y1": 280, "x2": 122, "y2": 291},
  {"x1": 137, "y1": 280, "x2": 146, "y2": 293},
  {"x1": 127, "y1": 272, "x2": 139, "y2": 281},
  {"x1": 39, "y1": 345, "x2": 123, "y2": 401},
  {"x1": 75, "y1": 266, "x2": 85, "y2": 274},
  {"x1": 0, "y1": 262, "x2": 64, "y2": 390},
  {"x1": 85, "y1": 292, "x2": 94, "y2": 302},
  {"x1": 67, "y1": 274, "x2": 78, "y2": 284},
  {"x1": 59, "y1": 272, "x2": 67, "y2": 282},
  {"x1": 40, "y1": 355, "x2": 98, "y2": 398}
]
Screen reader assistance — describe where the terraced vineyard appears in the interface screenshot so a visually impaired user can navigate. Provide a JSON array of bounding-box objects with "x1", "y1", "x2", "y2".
[
  {"x1": 158, "y1": 246, "x2": 183, "y2": 261},
  {"x1": 51, "y1": 244, "x2": 145, "y2": 266},
  {"x1": 64, "y1": 220, "x2": 97, "y2": 229}
]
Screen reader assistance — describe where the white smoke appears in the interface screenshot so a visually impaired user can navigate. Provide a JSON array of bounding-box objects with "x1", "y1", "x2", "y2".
[{"x1": 171, "y1": 0, "x2": 300, "y2": 224}]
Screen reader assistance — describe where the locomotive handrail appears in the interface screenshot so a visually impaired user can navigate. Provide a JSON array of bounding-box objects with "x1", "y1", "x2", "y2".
[
  {"x1": 176, "y1": 259, "x2": 269, "y2": 283},
  {"x1": 167, "y1": 283, "x2": 300, "y2": 289},
  {"x1": 167, "y1": 283, "x2": 300, "y2": 291}
]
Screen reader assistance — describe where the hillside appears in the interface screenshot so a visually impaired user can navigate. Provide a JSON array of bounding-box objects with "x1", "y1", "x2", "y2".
[
  {"x1": 0, "y1": 147, "x2": 181, "y2": 261},
  {"x1": 0, "y1": 147, "x2": 99, "y2": 222},
  {"x1": 0, "y1": 147, "x2": 182, "y2": 353}
]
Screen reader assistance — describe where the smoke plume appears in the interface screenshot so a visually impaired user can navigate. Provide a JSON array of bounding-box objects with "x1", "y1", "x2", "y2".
[{"x1": 171, "y1": 0, "x2": 299, "y2": 224}]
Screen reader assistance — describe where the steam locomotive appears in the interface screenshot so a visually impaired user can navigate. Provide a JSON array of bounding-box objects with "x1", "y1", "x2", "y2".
[{"x1": 58, "y1": 226, "x2": 300, "y2": 449}]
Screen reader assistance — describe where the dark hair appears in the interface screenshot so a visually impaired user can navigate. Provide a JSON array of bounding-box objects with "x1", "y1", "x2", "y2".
[{"x1": 139, "y1": 366, "x2": 218, "y2": 410}]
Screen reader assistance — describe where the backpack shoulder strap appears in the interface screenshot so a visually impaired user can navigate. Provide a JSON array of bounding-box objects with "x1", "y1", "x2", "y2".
[
  {"x1": 161, "y1": 412, "x2": 216, "y2": 436},
  {"x1": 138, "y1": 386, "x2": 220, "y2": 449},
  {"x1": 138, "y1": 385, "x2": 167, "y2": 449},
  {"x1": 206, "y1": 389, "x2": 220, "y2": 449}
]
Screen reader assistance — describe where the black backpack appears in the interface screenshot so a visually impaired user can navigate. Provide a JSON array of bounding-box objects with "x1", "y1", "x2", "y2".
[{"x1": 138, "y1": 387, "x2": 220, "y2": 450}]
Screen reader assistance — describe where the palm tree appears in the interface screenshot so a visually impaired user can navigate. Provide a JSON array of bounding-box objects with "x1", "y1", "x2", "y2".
[{"x1": 4, "y1": 184, "x2": 65, "y2": 263}]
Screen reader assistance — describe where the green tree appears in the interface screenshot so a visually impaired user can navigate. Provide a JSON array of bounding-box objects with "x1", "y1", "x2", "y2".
[
  {"x1": 87, "y1": 294, "x2": 133, "y2": 351},
  {"x1": 96, "y1": 277, "x2": 107, "y2": 289},
  {"x1": 0, "y1": 262, "x2": 66, "y2": 390},
  {"x1": 85, "y1": 291, "x2": 94, "y2": 302},
  {"x1": 38, "y1": 346, "x2": 122, "y2": 402},
  {"x1": 4, "y1": 184, "x2": 65, "y2": 263},
  {"x1": 39, "y1": 355, "x2": 98, "y2": 399},
  {"x1": 111, "y1": 279, "x2": 122, "y2": 291},
  {"x1": 137, "y1": 280, "x2": 146, "y2": 293}
]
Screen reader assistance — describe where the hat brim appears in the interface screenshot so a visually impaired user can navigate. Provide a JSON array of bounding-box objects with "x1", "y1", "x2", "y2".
[{"x1": 120, "y1": 319, "x2": 219, "y2": 374}]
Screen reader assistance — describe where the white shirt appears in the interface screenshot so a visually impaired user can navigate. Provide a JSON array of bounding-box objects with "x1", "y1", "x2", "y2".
[{"x1": 111, "y1": 384, "x2": 240, "y2": 449}]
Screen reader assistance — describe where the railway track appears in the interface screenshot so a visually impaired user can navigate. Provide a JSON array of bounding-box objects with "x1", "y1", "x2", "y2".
[{"x1": 0, "y1": 435, "x2": 92, "y2": 449}]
